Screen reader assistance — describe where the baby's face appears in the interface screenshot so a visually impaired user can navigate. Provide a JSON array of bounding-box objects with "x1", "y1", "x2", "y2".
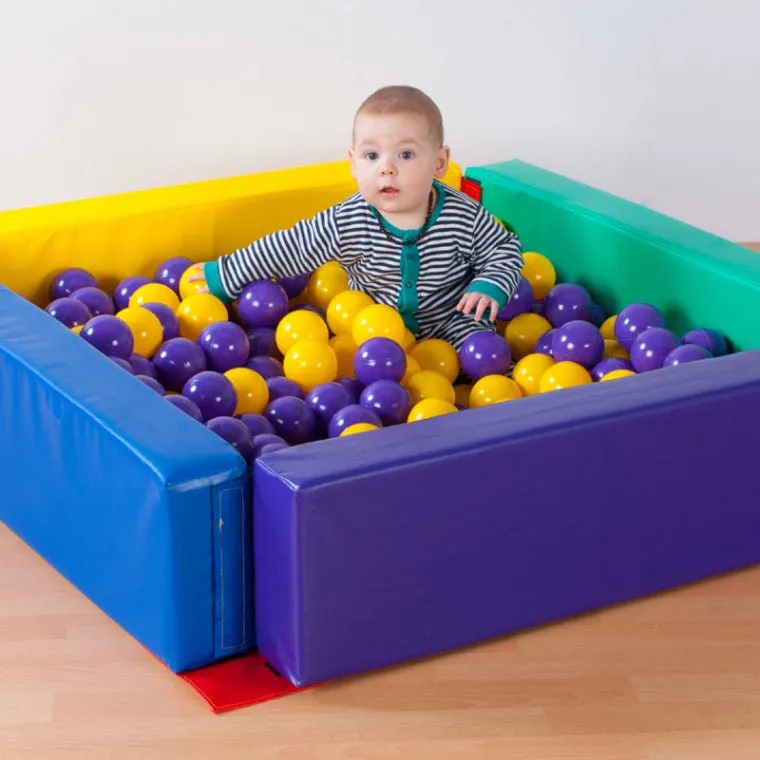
[{"x1": 349, "y1": 111, "x2": 449, "y2": 221}]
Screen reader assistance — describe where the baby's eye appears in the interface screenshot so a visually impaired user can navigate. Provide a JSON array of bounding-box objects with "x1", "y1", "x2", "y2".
[
  {"x1": 364, "y1": 152, "x2": 379, "y2": 160},
  {"x1": 399, "y1": 151, "x2": 415, "y2": 160}
]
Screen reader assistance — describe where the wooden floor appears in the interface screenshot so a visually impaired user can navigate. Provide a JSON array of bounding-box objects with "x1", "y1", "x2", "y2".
[{"x1": 2, "y1": 244, "x2": 760, "y2": 760}]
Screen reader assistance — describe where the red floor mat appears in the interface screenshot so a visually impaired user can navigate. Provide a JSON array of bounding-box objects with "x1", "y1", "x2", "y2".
[{"x1": 178, "y1": 650, "x2": 318, "y2": 712}]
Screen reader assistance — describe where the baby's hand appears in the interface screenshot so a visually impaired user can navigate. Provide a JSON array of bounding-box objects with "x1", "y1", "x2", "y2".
[
  {"x1": 187, "y1": 263, "x2": 210, "y2": 294},
  {"x1": 456, "y1": 292, "x2": 499, "y2": 322}
]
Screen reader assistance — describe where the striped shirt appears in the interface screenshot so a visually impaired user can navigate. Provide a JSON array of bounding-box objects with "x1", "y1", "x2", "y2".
[{"x1": 206, "y1": 179, "x2": 523, "y2": 348}]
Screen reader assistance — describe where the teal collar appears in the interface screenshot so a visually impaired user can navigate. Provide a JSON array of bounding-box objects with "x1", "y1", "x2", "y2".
[{"x1": 369, "y1": 180, "x2": 446, "y2": 243}]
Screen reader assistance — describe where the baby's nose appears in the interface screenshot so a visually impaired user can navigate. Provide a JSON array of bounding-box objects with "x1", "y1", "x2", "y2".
[{"x1": 379, "y1": 163, "x2": 396, "y2": 176}]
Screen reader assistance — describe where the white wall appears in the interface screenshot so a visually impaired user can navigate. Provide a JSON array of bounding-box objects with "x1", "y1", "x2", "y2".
[{"x1": 1, "y1": 0, "x2": 758, "y2": 240}]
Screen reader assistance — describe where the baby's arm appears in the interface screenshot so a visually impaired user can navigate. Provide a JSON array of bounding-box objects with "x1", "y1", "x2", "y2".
[
  {"x1": 194, "y1": 206, "x2": 341, "y2": 303},
  {"x1": 457, "y1": 206, "x2": 523, "y2": 321}
]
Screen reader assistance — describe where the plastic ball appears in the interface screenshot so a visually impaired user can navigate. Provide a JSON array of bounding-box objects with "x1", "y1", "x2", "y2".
[
  {"x1": 411, "y1": 338, "x2": 460, "y2": 383},
  {"x1": 128, "y1": 353, "x2": 157, "y2": 378},
  {"x1": 401, "y1": 328, "x2": 417, "y2": 352},
  {"x1": 340, "y1": 422, "x2": 380, "y2": 437},
  {"x1": 681, "y1": 328, "x2": 728, "y2": 357},
  {"x1": 469, "y1": 375, "x2": 522, "y2": 408},
  {"x1": 237, "y1": 280, "x2": 290, "y2": 328},
  {"x1": 114, "y1": 276, "x2": 152, "y2": 311},
  {"x1": 534, "y1": 328, "x2": 557, "y2": 357},
  {"x1": 512, "y1": 353, "x2": 555, "y2": 396},
  {"x1": 246, "y1": 355, "x2": 284, "y2": 379},
  {"x1": 406, "y1": 370, "x2": 456, "y2": 406},
  {"x1": 458, "y1": 331, "x2": 511, "y2": 380},
  {"x1": 252, "y1": 433, "x2": 289, "y2": 458},
  {"x1": 352, "y1": 304, "x2": 406, "y2": 347},
  {"x1": 49, "y1": 267, "x2": 98, "y2": 301},
  {"x1": 110, "y1": 357, "x2": 136, "y2": 374},
  {"x1": 600, "y1": 369, "x2": 637, "y2": 381},
  {"x1": 140, "y1": 302, "x2": 180, "y2": 342},
  {"x1": 543, "y1": 283, "x2": 592, "y2": 328},
  {"x1": 588, "y1": 302, "x2": 607, "y2": 327},
  {"x1": 175, "y1": 292, "x2": 228, "y2": 342},
  {"x1": 80, "y1": 314, "x2": 135, "y2": 359},
  {"x1": 453, "y1": 383, "x2": 472, "y2": 409},
  {"x1": 206, "y1": 416, "x2": 255, "y2": 461},
  {"x1": 179, "y1": 264, "x2": 209, "y2": 300},
  {"x1": 327, "y1": 404, "x2": 382, "y2": 438},
  {"x1": 277, "y1": 273, "x2": 310, "y2": 299},
  {"x1": 663, "y1": 344, "x2": 712, "y2": 367},
  {"x1": 326, "y1": 290, "x2": 375, "y2": 336},
  {"x1": 305, "y1": 382, "x2": 353, "y2": 434},
  {"x1": 603, "y1": 339, "x2": 629, "y2": 360},
  {"x1": 136, "y1": 375, "x2": 165, "y2": 395},
  {"x1": 182, "y1": 370, "x2": 237, "y2": 422},
  {"x1": 600, "y1": 315, "x2": 617, "y2": 340},
  {"x1": 497, "y1": 276, "x2": 534, "y2": 321},
  {"x1": 407, "y1": 398, "x2": 458, "y2": 422},
  {"x1": 165, "y1": 393, "x2": 204, "y2": 422},
  {"x1": 224, "y1": 367, "x2": 270, "y2": 415},
  {"x1": 275, "y1": 310, "x2": 329, "y2": 355},
  {"x1": 591, "y1": 357, "x2": 635, "y2": 381},
  {"x1": 614, "y1": 303, "x2": 666, "y2": 350},
  {"x1": 354, "y1": 337, "x2": 407, "y2": 385},
  {"x1": 153, "y1": 337, "x2": 208, "y2": 391},
  {"x1": 116, "y1": 306, "x2": 164, "y2": 358},
  {"x1": 155, "y1": 256, "x2": 193, "y2": 295},
  {"x1": 267, "y1": 376, "x2": 305, "y2": 401},
  {"x1": 521, "y1": 252, "x2": 556, "y2": 300},
  {"x1": 629, "y1": 327, "x2": 679, "y2": 372},
  {"x1": 283, "y1": 339, "x2": 338, "y2": 392},
  {"x1": 129, "y1": 282, "x2": 180, "y2": 311},
  {"x1": 70, "y1": 287, "x2": 115, "y2": 317},
  {"x1": 236, "y1": 412, "x2": 275, "y2": 438},
  {"x1": 45, "y1": 297, "x2": 91, "y2": 328},
  {"x1": 359, "y1": 379, "x2": 412, "y2": 426},
  {"x1": 538, "y1": 361, "x2": 592, "y2": 392},
  {"x1": 246, "y1": 326, "x2": 281, "y2": 359},
  {"x1": 265, "y1": 396, "x2": 318, "y2": 445},
  {"x1": 400, "y1": 354, "x2": 421, "y2": 387},
  {"x1": 551, "y1": 320, "x2": 604, "y2": 368},
  {"x1": 198, "y1": 321, "x2": 250, "y2": 373},
  {"x1": 337, "y1": 377, "x2": 364, "y2": 403},
  {"x1": 305, "y1": 261, "x2": 349, "y2": 311},
  {"x1": 329, "y1": 333, "x2": 358, "y2": 378},
  {"x1": 505, "y1": 313, "x2": 553, "y2": 360}
]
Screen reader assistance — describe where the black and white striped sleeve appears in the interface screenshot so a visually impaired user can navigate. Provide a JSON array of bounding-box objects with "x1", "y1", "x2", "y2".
[{"x1": 213, "y1": 206, "x2": 341, "y2": 300}]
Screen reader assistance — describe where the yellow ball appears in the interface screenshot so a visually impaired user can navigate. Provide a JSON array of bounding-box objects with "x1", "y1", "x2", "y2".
[
  {"x1": 406, "y1": 370, "x2": 456, "y2": 405},
  {"x1": 329, "y1": 333, "x2": 358, "y2": 378},
  {"x1": 71, "y1": 325, "x2": 83, "y2": 336},
  {"x1": 175, "y1": 293, "x2": 228, "y2": 342},
  {"x1": 411, "y1": 338, "x2": 460, "y2": 384},
  {"x1": 400, "y1": 354, "x2": 422, "y2": 387},
  {"x1": 326, "y1": 289, "x2": 374, "y2": 336},
  {"x1": 129, "y1": 282, "x2": 180, "y2": 311},
  {"x1": 521, "y1": 252, "x2": 556, "y2": 301},
  {"x1": 178, "y1": 263, "x2": 207, "y2": 300},
  {"x1": 306, "y1": 261, "x2": 349, "y2": 311},
  {"x1": 600, "y1": 368, "x2": 637, "y2": 382},
  {"x1": 512, "y1": 353, "x2": 556, "y2": 397},
  {"x1": 340, "y1": 422, "x2": 380, "y2": 437},
  {"x1": 603, "y1": 339, "x2": 629, "y2": 360},
  {"x1": 116, "y1": 306, "x2": 163, "y2": 358},
  {"x1": 539, "y1": 361, "x2": 592, "y2": 392},
  {"x1": 402, "y1": 328, "x2": 417, "y2": 352},
  {"x1": 224, "y1": 367, "x2": 269, "y2": 415},
  {"x1": 352, "y1": 304, "x2": 406, "y2": 347},
  {"x1": 454, "y1": 383, "x2": 472, "y2": 409},
  {"x1": 275, "y1": 310, "x2": 329, "y2": 355},
  {"x1": 283, "y1": 339, "x2": 338, "y2": 392},
  {"x1": 470, "y1": 375, "x2": 522, "y2": 408},
  {"x1": 600, "y1": 315, "x2": 617, "y2": 340},
  {"x1": 505, "y1": 313, "x2": 553, "y2": 360},
  {"x1": 407, "y1": 398, "x2": 458, "y2": 422}
]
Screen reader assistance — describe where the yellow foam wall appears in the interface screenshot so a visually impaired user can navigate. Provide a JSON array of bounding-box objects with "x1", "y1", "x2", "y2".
[{"x1": 0, "y1": 161, "x2": 462, "y2": 306}]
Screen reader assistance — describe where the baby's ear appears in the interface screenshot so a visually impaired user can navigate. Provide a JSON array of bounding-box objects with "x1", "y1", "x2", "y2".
[
  {"x1": 347, "y1": 147, "x2": 357, "y2": 178},
  {"x1": 435, "y1": 145, "x2": 451, "y2": 178}
]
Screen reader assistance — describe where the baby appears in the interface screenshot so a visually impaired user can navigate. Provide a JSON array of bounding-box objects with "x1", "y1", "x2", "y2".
[{"x1": 191, "y1": 85, "x2": 523, "y2": 349}]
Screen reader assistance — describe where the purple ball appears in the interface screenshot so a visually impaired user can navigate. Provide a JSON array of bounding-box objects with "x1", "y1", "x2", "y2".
[
  {"x1": 589, "y1": 302, "x2": 607, "y2": 327},
  {"x1": 206, "y1": 416, "x2": 255, "y2": 461},
  {"x1": 591, "y1": 357, "x2": 634, "y2": 382},
  {"x1": 128, "y1": 353, "x2": 158, "y2": 379},
  {"x1": 258, "y1": 441, "x2": 290, "y2": 456},
  {"x1": 530, "y1": 301, "x2": 545, "y2": 316},
  {"x1": 49, "y1": 267, "x2": 98, "y2": 301},
  {"x1": 614, "y1": 303, "x2": 666, "y2": 350},
  {"x1": 551, "y1": 320, "x2": 604, "y2": 369},
  {"x1": 543, "y1": 283, "x2": 592, "y2": 328},
  {"x1": 182, "y1": 371, "x2": 237, "y2": 422},
  {"x1": 165, "y1": 394, "x2": 204, "y2": 422},
  {"x1": 110, "y1": 356, "x2": 136, "y2": 374},
  {"x1": 114, "y1": 276, "x2": 152, "y2": 312},
  {"x1": 198, "y1": 321, "x2": 250, "y2": 373},
  {"x1": 353, "y1": 337, "x2": 407, "y2": 385},
  {"x1": 267, "y1": 376, "x2": 305, "y2": 401},
  {"x1": 278, "y1": 273, "x2": 310, "y2": 299},
  {"x1": 45, "y1": 297, "x2": 92, "y2": 328},
  {"x1": 264, "y1": 396, "x2": 317, "y2": 445},
  {"x1": 359, "y1": 380, "x2": 411, "y2": 426},
  {"x1": 246, "y1": 355, "x2": 284, "y2": 379},
  {"x1": 497, "y1": 277, "x2": 534, "y2": 321},
  {"x1": 252, "y1": 433, "x2": 289, "y2": 457},
  {"x1": 153, "y1": 337, "x2": 207, "y2": 391},
  {"x1": 141, "y1": 302, "x2": 180, "y2": 341},
  {"x1": 327, "y1": 404, "x2": 382, "y2": 438},
  {"x1": 136, "y1": 374, "x2": 166, "y2": 395},
  {"x1": 80, "y1": 315, "x2": 134, "y2": 359},
  {"x1": 291, "y1": 304, "x2": 326, "y2": 320},
  {"x1": 155, "y1": 256, "x2": 193, "y2": 295},
  {"x1": 337, "y1": 376, "x2": 364, "y2": 403},
  {"x1": 305, "y1": 382, "x2": 353, "y2": 434},
  {"x1": 458, "y1": 330, "x2": 512, "y2": 380},
  {"x1": 236, "y1": 412, "x2": 275, "y2": 438},
  {"x1": 662, "y1": 344, "x2": 712, "y2": 368},
  {"x1": 237, "y1": 280, "x2": 290, "y2": 328},
  {"x1": 246, "y1": 326, "x2": 281, "y2": 359},
  {"x1": 629, "y1": 327, "x2": 679, "y2": 372},
  {"x1": 70, "y1": 287, "x2": 115, "y2": 317},
  {"x1": 534, "y1": 328, "x2": 557, "y2": 357},
  {"x1": 680, "y1": 328, "x2": 728, "y2": 357}
]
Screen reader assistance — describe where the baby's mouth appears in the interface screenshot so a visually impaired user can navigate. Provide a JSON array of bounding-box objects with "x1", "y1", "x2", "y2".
[{"x1": 379, "y1": 186, "x2": 399, "y2": 197}]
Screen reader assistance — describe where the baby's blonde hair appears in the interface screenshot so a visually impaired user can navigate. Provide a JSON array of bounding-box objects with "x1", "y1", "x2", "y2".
[{"x1": 354, "y1": 85, "x2": 444, "y2": 146}]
